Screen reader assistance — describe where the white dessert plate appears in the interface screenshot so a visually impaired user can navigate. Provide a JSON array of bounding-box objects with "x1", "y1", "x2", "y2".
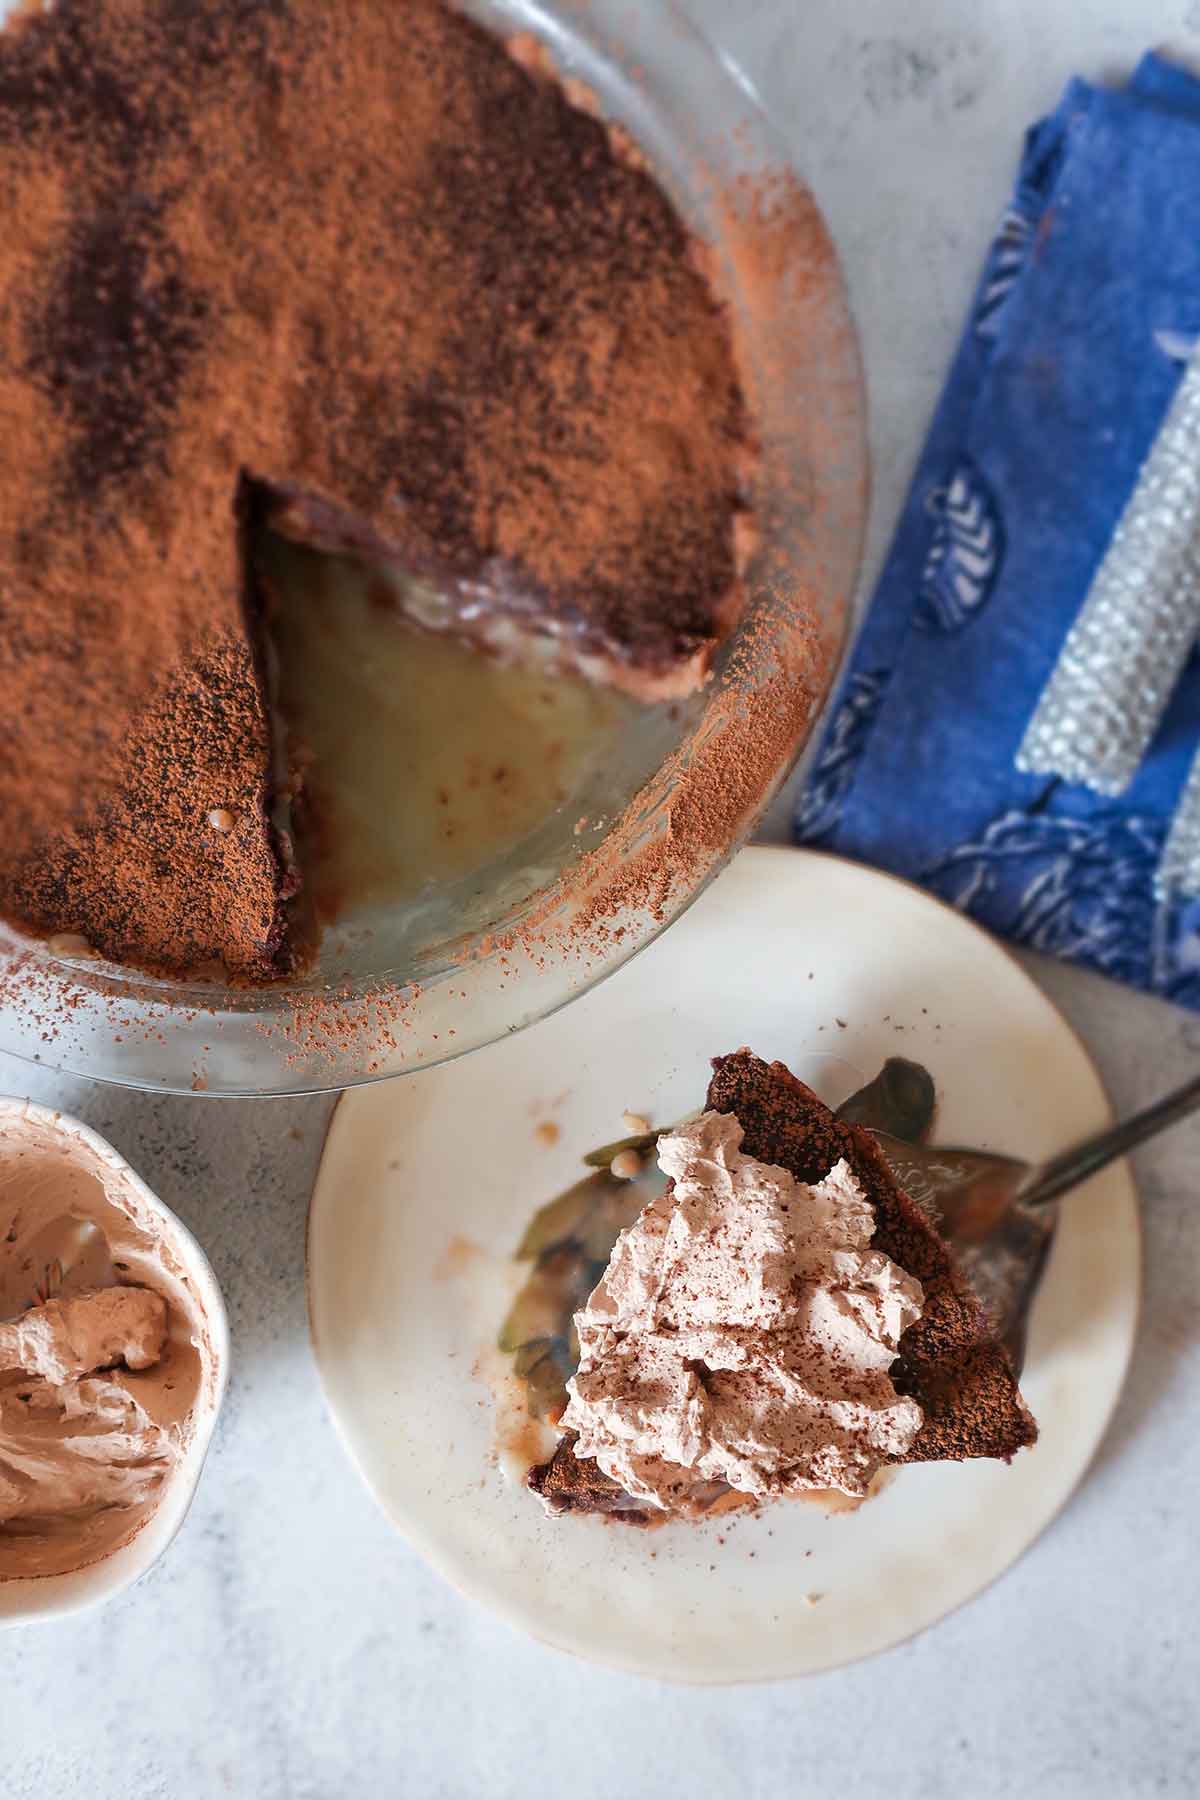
[{"x1": 306, "y1": 846, "x2": 1141, "y2": 1682}]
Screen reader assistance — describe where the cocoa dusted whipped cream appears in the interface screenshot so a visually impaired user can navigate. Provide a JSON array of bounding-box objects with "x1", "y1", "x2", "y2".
[
  {"x1": 559, "y1": 1111, "x2": 926, "y2": 1513},
  {"x1": 0, "y1": 1112, "x2": 217, "y2": 1581}
]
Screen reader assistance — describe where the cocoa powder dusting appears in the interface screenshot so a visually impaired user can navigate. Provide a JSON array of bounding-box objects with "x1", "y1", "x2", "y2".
[
  {"x1": 0, "y1": 0, "x2": 750, "y2": 979},
  {"x1": 465, "y1": 160, "x2": 865, "y2": 976},
  {"x1": 489, "y1": 584, "x2": 825, "y2": 966}
]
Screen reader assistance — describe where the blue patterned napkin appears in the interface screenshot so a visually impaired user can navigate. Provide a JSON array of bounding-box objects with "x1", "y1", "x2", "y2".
[{"x1": 797, "y1": 53, "x2": 1200, "y2": 1009}]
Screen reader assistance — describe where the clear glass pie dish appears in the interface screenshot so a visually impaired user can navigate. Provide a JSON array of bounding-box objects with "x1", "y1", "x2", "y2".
[{"x1": 0, "y1": 0, "x2": 867, "y2": 1096}]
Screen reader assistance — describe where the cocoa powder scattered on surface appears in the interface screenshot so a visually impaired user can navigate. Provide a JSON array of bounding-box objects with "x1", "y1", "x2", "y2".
[{"x1": 0, "y1": 0, "x2": 749, "y2": 979}]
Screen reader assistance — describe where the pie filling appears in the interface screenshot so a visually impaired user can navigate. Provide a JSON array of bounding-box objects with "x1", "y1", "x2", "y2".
[{"x1": 266, "y1": 487, "x2": 749, "y2": 704}]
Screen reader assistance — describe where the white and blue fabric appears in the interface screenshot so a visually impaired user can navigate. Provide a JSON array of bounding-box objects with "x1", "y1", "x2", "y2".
[{"x1": 796, "y1": 53, "x2": 1200, "y2": 1009}]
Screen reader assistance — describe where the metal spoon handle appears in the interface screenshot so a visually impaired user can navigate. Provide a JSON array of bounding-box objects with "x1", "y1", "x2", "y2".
[{"x1": 1020, "y1": 1066, "x2": 1200, "y2": 1208}]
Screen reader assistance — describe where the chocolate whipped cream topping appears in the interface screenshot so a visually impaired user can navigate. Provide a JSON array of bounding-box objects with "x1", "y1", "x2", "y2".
[
  {"x1": 531, "y1": 1055, "x2": 1036, "y2": 1524},
  {"x1": 0, "y1": 1287, "x2": 167, "y2": 1385},
  {"x1": 0, "y1": 1113, "x2": 217, "y2": 1580},
  {"x1": 560, "y1": 1112, "x2": 926, "y2": 1513},
  {"x1": 0, "y1": 1290, "x2": 179, "y2": 1561},
  {"x1": 707, "y1": 1053, "x2": 1039, "y2": 1463},
  {"x1": 0, "y1": 0, "x2": 749, "y2": 977}
]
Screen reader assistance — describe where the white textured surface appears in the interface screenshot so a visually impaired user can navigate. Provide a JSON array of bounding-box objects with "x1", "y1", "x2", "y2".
[{"x1": 4, "y1": 0, "x2": 1200, "y2": 1793}]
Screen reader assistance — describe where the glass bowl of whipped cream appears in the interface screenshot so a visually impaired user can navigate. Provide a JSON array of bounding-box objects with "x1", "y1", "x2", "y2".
[{"x1": 0, "y1": 1102, "x2": 228, "y2": 1624}]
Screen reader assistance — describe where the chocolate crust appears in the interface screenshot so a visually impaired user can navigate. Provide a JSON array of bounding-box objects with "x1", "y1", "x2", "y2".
[
  {"x1": 528, "y1": 1436, "x2": 655, "y2": 1526},
  {"x1": 705, "y1": 1052, "x2": 1037, "y2": 1464}
]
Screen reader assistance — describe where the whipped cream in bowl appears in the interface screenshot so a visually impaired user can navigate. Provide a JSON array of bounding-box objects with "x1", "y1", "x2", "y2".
[{"x1": 0, "y1": 1099, "x2": 228, "y2": 1624}]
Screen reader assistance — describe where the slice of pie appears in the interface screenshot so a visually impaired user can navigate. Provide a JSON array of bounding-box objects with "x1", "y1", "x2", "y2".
[
  {"x1": 529, "y1": 1050, "x2": 1037, "y2": 1523},
  {"x1": 0, "y1": 0, "x2": 752, "y2": 980}
]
